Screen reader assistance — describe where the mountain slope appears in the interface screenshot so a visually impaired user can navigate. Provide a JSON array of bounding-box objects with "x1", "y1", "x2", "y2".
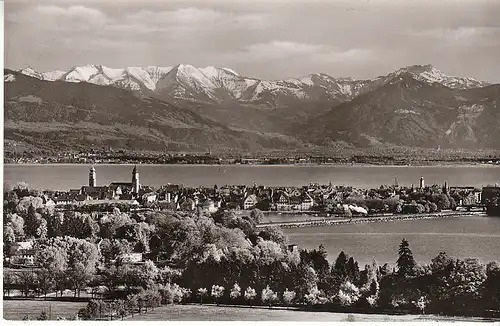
[
  {"x1": 300, "y1": 72, "x2": 499, "y2": 148},
  {"x1": 10, "y1": 64, "x2": 499, "y2": 151},
  {"x1": 4, "y1": 69, "x2": 305, "y2": 152}
]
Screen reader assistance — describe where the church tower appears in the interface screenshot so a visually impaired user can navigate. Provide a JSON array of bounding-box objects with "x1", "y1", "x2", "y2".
[
  {"x1": 89, "y1": 165, "x2": 96, "y2": 187},
  {"x1": 132, "y1": 165, "x2": 140, "y2": 194},
  {"x1": 443, "y1": 180, "x2": 449, "y2": 194}
]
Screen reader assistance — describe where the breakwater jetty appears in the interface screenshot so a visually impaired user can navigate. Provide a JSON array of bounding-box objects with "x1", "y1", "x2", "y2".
[{"x1": 257, "y1": 211, "x2": 486, "y2": 229}]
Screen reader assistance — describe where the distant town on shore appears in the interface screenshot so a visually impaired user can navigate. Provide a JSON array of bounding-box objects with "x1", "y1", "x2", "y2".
[{"x1": 5, "y1": 148, "x2": 500, "y2": 166}]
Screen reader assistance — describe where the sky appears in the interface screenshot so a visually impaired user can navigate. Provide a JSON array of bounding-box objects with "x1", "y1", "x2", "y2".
[{"x1": 5, "y1": 0, "x2": 500, "y2": 82}]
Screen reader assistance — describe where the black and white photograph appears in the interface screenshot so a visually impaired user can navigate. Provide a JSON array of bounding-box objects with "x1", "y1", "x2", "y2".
[{"x1": 2, "y1": 0, "x2": 500, "y2": 322}]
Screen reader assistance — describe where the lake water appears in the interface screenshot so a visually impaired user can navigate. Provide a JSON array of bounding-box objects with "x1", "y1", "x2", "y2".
[
  {"x1": 4, "y1": 164, "x2": 500, "y2": 191},
  {"x1": 283, "y1": 215, "x2": 500, "y2": 267},
  {"x1": 4, "y1": 164, "x2": 500, "y2": 266}
]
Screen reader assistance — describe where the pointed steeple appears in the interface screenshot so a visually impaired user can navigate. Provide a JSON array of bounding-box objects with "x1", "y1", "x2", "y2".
[
  {"x1": 132, "y1": 165, "x2": 140, "y2": 194},
  {"x1": 89, "y1": 165, "x2": 96, "y2": 187}
]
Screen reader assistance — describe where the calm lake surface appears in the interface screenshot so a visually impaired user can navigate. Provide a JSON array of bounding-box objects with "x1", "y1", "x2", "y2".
[
  {"x1": 283, "y1": 215, "x2": 500, "y2": 267},
  {"x1": 4, "y1": 164, "x2": 500, "y2": 191},
  {"x1": 4, "y1": 164, "x2": 500, "y2": 266}
]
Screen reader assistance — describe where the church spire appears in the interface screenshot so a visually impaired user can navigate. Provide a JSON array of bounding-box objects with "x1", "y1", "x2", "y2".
[
  {"x1": 132, "y1": 165, "x2": 140, "y2": 194},
  {"x1": 89, "y1": 165, "x2": 96, "y2": 187}
]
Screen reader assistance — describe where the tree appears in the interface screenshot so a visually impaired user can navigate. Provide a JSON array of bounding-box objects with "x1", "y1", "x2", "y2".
[
  {"x1": 3, "y1": 270, "x2": 18, "y2": 297},
  {"x1": 18, "y1": 270, "x2": 37, "y2": 298},
  {"x1": 346, "y1": 257, "x2": 360, "y2": 284},
  {"x1": 46, "y1": 212, "x2": 64, "y2": 238},
  {"x1": 300, "y1": 245, "x2": 330, "y2": 287},
  {"x1": 126, "y1": 295, "x2": 138, "y2": 316},
  {"x1": 35, "y1": 243, "x2": 68, "y2": 297},
  {"x1": 198, "y1": 287, "x2": 208, "y2": 305},
  {"x1": 24, "y1": 202, "x2": 43, "y2": 237},
  {"x1": 7, "y1": 213, "x2": 25, "y2": 239},
  {"x1": 35, "y1": 269, "x2": 54, "y2": 298},
  {"x1": 37, "y1": 311, "x2": 49, "y2": 320},
  {"x1": 79, "y1": 300, "x2": 100, "y2": 320},
  {"x1": 244, "y1": 287, "x2": 257, "y2": 306},
  {"x1": 250, "y1": 208, "x2": 263, "y2": 224},
  {"x1": 414, "y1": 296, "x2": 428, "y2": 314},
  {"x1": 16, "y1": 196, "x2": 43, "y2": 215},
  {"x1": 434, "y1": 194, "x2": 450, "y2": 211},
  {"x1": 397, "y1": 239, "x2": 416, "y2": 277},
  {"x1": 211, "y1": 284, "x2": 224, "y2": 305},
  {"x1": 428, "y1": 202, "x2": 438, "y2": 213},
  {"x1": 4, "y1": 225, "x2": 16, "y2": 257},
  {"x1": 230, "y1": 283, "x2": 241, "y2": 301},
  {"x1": 379, "y1": 263, "x2": 391, "y2": 277},
  {"x1": 429, "y1": 257, "x2": 486, "y2": 313},
  {"x1": 136, "y1": 260, "x2": 159, "y2": 289},
  {"x1": 64, "y1": 237, "x2": 100, "y2": 297},
  {"x1": 282, "y1": 289, "x2": 296, "y2": 308},
  {"x1": 99, "y1": 238, "x2": 132, "y2": 264},
  {"x1": 36, "y1": 218, "x2": 48, "y2": 239},
  {"x1": 258, "y1": 226, "x2": 287, "y2": 246},
  {"x1": 448, "y1": 195, "x2": 457, "y2": 210},
  {"x1": 261, "y1": 285, "x2": 278, "y2": 309},
  {"x1": 337, "y1": 281, "x2": 361, "y2": 306},
  {"x1": 304, "y1": 286, "x2": 328, "y2": 305},
  {"x1": 482, "y1": 262, "x2": 500, "y2": 310}
]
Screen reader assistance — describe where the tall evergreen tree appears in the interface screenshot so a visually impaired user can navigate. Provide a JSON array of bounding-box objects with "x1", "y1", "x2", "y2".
[
  {"x1": 346, "y1": 257, "x2": 360, "y2": 284},
  {"x1": 397, "y1": 238, "x2": 416, "y2": 277}
]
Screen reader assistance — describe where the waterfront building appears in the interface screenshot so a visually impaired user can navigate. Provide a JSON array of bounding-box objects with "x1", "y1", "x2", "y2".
[{"x1": 243, "y1": 194, "x2": 259, "y2": 210}]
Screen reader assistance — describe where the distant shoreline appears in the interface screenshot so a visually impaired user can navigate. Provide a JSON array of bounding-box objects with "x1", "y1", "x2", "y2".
[{"x1": 4, "y1": 162, "x2": 500, "y2": 168}]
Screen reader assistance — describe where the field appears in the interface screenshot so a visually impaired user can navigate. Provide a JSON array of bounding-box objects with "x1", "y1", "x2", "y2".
[
  {"x1": 3, "y1": 299, "x2": 87, "y2": 320},
  {"x1": 127, "y1": 304, "x2": 492, "y2": 322},
  {"x1": 3, "y1": 300, "x2": 496, "y2": 321}
]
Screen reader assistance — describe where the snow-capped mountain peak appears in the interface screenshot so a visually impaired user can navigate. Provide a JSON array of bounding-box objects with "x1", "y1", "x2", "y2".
[
  {"x1": 19, "y1": 67, "x2": 43, "y2": 80},
  {"x1": 15, "y1": 64, "x2": 492, "y2": 107},
  {"x1": 390, "y1": 64, "x2": 490, "y2": 89}
]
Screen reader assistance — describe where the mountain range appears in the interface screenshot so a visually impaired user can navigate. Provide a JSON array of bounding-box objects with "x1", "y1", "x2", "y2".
[{"x1": 5, "y1": 64, "x2": 500, "y2": 153}]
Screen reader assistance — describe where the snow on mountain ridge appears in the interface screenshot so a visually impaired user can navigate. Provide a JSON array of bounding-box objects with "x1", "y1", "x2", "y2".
[
  {"x1": 388, "y1": 64, "x2": 490, "y2": 89},
  {"x1": 20, "y1": 67, "x2": 43, "y2": 80},
  {"x1": 42, "y1": 70, "x2": 66, "y2": 81},
  {"x1": 16, "y1": 64, "x2": 492, "y2": 106},
  {"x1": 62, "y1": 65, "x2": 101, "y2": 83}
]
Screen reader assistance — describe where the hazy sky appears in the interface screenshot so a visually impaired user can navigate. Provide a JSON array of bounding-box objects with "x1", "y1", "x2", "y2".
[{"x1": 5, "y1": 0, "x2": 500, "y2": 81}]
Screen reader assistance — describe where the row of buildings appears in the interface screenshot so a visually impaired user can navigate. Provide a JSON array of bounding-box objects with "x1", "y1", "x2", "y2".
[
  {"x1": 46, "y1": 166, "x2": 329, "y2": 212},
  {"x1": 43, "y1": 167, "x2": 493, "y2": 214}
]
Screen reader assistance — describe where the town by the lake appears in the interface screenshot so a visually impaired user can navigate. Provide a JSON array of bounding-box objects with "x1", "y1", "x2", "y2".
[{"x1": 4, "y1": 164, "x2": 500, "y2": 321}]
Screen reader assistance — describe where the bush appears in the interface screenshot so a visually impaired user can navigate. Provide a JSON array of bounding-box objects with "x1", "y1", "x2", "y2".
[
  {"x1": 37, "y1": 310, "x2": 48, "y2": 320},
  {"x1": 230, "y1": 283, "x2": 241, "y2": 301},
  {"x1": 244, "y1": 287, "x2": 257, "y2": 305},
  {"x1": 261, "y1": 285, "x2": 279, "y2": 308}
]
